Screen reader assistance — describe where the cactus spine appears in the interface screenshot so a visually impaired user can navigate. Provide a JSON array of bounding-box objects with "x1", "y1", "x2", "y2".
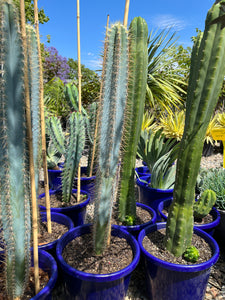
[
  {"x1": 0, "y1": 1, "x2": 31, "y2": 298},
  {"x1": 93, "y1": 23, "x2": 128, "y2": 254},
  {"x1": 118, "y1": 17, "x2": 148, "y2": 223},
  {"x1": 194, "y1": 189, "x2": 216, "y2": 219},
  {"x1": 165, "y1": 0, "x2": 225, "y2": 256}
]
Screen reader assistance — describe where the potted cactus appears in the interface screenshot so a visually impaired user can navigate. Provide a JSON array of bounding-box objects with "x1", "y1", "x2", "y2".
[
  {"x1": 138, "y1": 1, "x2": 225, "y2": 299},
  {"x1": 39, "y1": 111, "x2": 91, "y2": 226},
  {"x1": 0, "y1": 0, "x2": 58, "y2": 298},
  {"x1": 56, "y1": 17, "x2": 152, "y2": 299},
  {"x1": 158, "y1": 189, "x2": 220, "y2": 236}
]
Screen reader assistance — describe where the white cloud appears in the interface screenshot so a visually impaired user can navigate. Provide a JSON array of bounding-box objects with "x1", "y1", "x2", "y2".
[
  {"x1": 151, "y1": 14, "x2": 187, "y2": 31},
  {"x1": 87, "y1": 52, "x2": 94, "y2": 56},
  {"x1": 83, "y1": 58, "x2": 102, "y2": 71}
]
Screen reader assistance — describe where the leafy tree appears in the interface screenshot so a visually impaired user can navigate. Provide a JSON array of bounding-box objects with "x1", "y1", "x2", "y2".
[
  {"x1": 43, "y1": 46, "x2": 70, "y2": 83},
  {"x1": 13, "y1": 0, "x2": 49, "y2": 24},
  {"x1": 68, "y1": 58, "x2": 100, "y2": 107}
]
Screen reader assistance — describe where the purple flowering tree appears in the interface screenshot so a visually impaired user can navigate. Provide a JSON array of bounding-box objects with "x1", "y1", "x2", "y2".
[{"x1": 43, "y1": 46, "x2": 70, "y2": 83}]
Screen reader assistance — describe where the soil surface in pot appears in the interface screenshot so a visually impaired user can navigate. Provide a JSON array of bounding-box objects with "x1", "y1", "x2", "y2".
[
  {"x1": 39, "y1": 191, "x2": 87, "y2": 208},
  {"x1": 38, "y1": 221, "x2": 68, "y2": 245},
  {"x1": 142, "y1": 228, "x2": 212, "y2": 265},
  {"x1": 162, "y1": 207, "x2": 214, "y2": 224},
  {"x1": 112, "y1": 205, "x2": 153, "y2": 226},
  {"x1": 0, "y1": 266, "x2": 49, "y2": 299},
  {"x1": 62, "y1": 233, "x2": 133, "y2": 274}
]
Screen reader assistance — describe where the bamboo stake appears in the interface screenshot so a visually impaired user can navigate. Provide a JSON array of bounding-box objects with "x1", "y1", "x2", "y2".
[
  {"x1": 77, "y1": 0, "x2": 82, "y2": 202},
  {"x1": 19, "y1": 0, "x2": 40, "y2": 294},
  {"x1": 123, "y1": 0, "x2": 130, "y2": 28},
  {"x1": 33, "y1": 0, "x2": 52, "y2": 233},
  {"x1": 89, "y1": 14, "x2": 110, "y2": 177}
]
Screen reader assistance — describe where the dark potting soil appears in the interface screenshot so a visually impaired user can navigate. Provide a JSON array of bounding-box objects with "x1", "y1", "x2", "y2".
[
  {"x1": 112, "y1": 205, "x2": 153, "y2": 226},
  {"x1": 62, "y1": 233, "x2": 133, "y2": 274},
  {"x1": 142, "y1": 228, "x2": 212, "y2": 265},
  {"x1": 162, "y1": 208, "x2": 214, "y2": 224},
  {"x1": 0, "y1": 266, "x2": 49, "y2": 299},
  {"x1": 39, "y1": 191, "x2": 87, "y2": 208},
  {"x1": 38, "y1": 221, "x2": 68, "y2": 245}
]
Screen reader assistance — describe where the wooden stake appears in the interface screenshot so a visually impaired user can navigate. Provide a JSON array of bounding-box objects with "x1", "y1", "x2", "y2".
[
  {"x1": 33, "y1": 0, "x2": 52, "y2": 233},
  {"x1": 123, "y1": 0, "x2": 130, "y2": 28},
  {"x1": 19, "y1": 0, "x2": 40, "y2": 294},
  {"x1": 77, "y1": 0, "x2": 82, "y2": 202},
  {"x1": 89, "y1": 14, "x2": 110, "y2": 177}
]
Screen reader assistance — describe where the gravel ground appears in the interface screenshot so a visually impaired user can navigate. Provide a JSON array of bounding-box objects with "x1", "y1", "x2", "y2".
[{"x1": 83, "y1": 153, "x2": 225, "y2": 300}]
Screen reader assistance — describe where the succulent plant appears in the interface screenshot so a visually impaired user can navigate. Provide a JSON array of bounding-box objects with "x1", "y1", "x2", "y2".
[
  {"x1": 194, "y1": 189, "x2": 217, "y2": 219},
  {"x1": 165, "y1": 0, "x2": 225, "y2": 257},
  {"x1": 118, "y1": 17, "x2": 149, "y2": 224},
  {"x1": 183, "y1": 246, "x2": 200, "y2": 263},
  {"x1": 0, "y1": 0, "x2": 40, "y2": 297},
  {"x1": 93, "y1": 22, "x2": 129, "y2": 254}
]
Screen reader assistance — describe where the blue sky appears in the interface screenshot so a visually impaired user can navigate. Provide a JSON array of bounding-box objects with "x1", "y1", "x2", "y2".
[{"x1": 38, "y1": 0, "x2": 214, "y2": 71}]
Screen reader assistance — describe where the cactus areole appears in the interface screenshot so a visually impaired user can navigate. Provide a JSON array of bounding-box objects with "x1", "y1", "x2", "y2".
[{"x1": 165, "y1": 0, "x2": 225, "y2": 257}]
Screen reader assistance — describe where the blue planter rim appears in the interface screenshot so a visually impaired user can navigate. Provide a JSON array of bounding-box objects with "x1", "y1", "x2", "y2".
[
  {"x1": 113, "y1": 202, "x2": 157, "y2": 232},
  {"x1": 138, "y1": 222, "x2": 219, "y2": 273},
  {"x1": 56, "y1": 224, "x2": 140, "y2": 282},
  {"x1": 48, "y1": 165, "x2": 96, "y2": 181},
  {"x1": 31, "y1": 249, "x2": 58, "y2": 300},
  {"x1": 38, "y1": 188, "x2": 90, "y2": 212},
  {"x1": 38, "y1": 212, "x2": 74, "y2": 251},
  {"x1": 158, "y1": 198, "x2": 221, "y2": 230},
  {"x1": 136, "y1": 175, "x2": 174, "y2": 193}
]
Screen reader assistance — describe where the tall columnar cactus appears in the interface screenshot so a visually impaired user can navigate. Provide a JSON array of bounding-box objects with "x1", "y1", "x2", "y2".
[
  {"x1": 165, "y1": 0, "x2": 225, "y2": 257},
  {"x1": 118, "y1": 17, "x2": 148, "y2": 223},
  {"x1": 93, "y1": 23, "x2": 128, "y2": 255},
  {"x1": 26, "y1": 24, "x2": 41, "y2": 199},
  {"x1": 46, "y1": 111, "x2": 85, "y2": 202},
  {"x1": 0, "y1": 1, "x2": 31, "y2": 298},
  {"x1": 194, "y1": 189, "x2": 216, "y2": 219}
]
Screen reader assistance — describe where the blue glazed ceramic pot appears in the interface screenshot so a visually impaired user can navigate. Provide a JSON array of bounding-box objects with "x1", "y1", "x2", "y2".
[
  {"x1": 56, "y1": 224, "x2": 140, "y2": 300},
  {"x1": 113, "y1": 202, "x2": 157, "y2": 238},
  {"x1": 138, "y1": 222, "x2": 219, "y2": 300},
  {"x1": 135, "y1": 166, "x2": 150, "y2": 178},
  {"x1": 38, "y1": 212, "x2": 74, "y2": 258},
  {"x1": 39, "y1": 189, "x2": 90, "y2": 226},
  {"x1": 48, "y1": 166, "x2": 96, "y2": 202},
  {"x1": 136, "y1": 175, "x2": 173, "y2": 221},
  {"x1": 31, "y1": 249, "x2": 58, "y2": 300},
  {"x1": 158, "y1": 198, "x2": 220, "y2": 236}
]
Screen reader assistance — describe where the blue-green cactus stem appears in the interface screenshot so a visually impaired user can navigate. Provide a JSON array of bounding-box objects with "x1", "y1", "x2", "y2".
[
  {"x1": 93, "y1": 23, "x2": 128, "y2": 255},
  {"x1": 0, "y1": 1, "x2": 31, "y2": 298},
  {"x1": 26, "y1": 24, "x2": 40, "y2": 200},
  {"x1": 118, "y1": 17, "x2": 148, "y2": 223},
  {"x1": 165, "y1": 0, "x2": 225, "y2": 257},
  {"x1": 62, "y1": 111, "x2": 85, "y2": 202}
]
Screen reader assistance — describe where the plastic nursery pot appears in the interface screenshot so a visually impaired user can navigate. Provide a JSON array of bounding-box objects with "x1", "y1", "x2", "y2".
[
  {"x1": 138, "y1": 222, "x2": 219, "y2": 300},
  {"x1": 158, "y1": 198, "x2": 221, "y2": 236},
  {"x1": 38, "y1": 212, "x2": 74, "y2": 258},
  {"x1": 38, "y1": 189, "x2": 90, "y2": 227},
  {"x1": 48, "y1": 166, "x2": 96, "y2": 201},
  {"x1": 135, "y1": 166, "x2": 151, "y2": 178},
  {"x1": 56, "y1": 224, "x2": 140, "y2": 300},
  {"x1": 113, "y1": 202, "x2": 157, "y2": 238},
  {"x1": 136, "y1": 175, "x2": 173, "y2": 221},
  {"x1": 214, "y1": 208, "x2": 225, "y2": 249}
]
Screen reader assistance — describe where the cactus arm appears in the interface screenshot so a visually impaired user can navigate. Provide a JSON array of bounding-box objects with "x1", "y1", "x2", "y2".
[
  {"x1": 165, "y1": 0, "x2": 225, "y2": 257},
  {"x1": 0, "y1": 1, "x2": 31, "y2": 298},
  {"x1": 93, "y1": 23, "x2": 128, "y2": 254},
  {"x1": 45, "y1": 115, "x2": 65, "y2": 155},
  {"x1": 61, "y1": 112, "x2": 85, "y2": 202},
  {"x1": 118, "y1": 17, "x2": 148, "y2": 222},
  {"x1": 194, "y1": 189, "x2": 216, "y2": 219},
  {"x1": 26, "y1": 24, "x2": 40, "y2": 198}
]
